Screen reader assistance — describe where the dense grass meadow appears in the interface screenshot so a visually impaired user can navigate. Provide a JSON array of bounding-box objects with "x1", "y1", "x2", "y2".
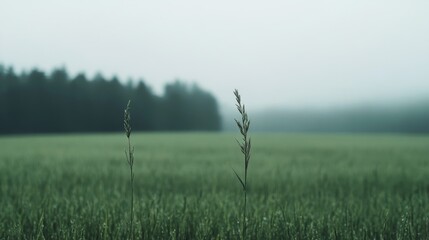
[{"x1": 1, "y1": 133, "x2": 429, "y2": 239}]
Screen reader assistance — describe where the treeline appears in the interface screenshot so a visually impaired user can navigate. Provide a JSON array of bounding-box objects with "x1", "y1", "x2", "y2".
[{"x1": 0, "y1": 65, "x2": 221, "y2": 134}]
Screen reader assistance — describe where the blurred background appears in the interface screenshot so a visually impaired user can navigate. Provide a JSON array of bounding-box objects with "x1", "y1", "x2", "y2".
[{"x1": 1, "y1": 0, "x2": 429, "y2": 134}]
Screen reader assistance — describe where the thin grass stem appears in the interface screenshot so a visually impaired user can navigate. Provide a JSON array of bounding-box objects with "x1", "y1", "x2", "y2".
[
  {"x1": 124, "y1": 100, "x2": 135, "y2": 240},
  {"x1": 233, "y1": 89, "x2": 251, "y2": 240}
]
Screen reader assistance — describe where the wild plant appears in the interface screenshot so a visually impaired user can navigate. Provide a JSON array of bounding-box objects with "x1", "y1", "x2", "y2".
[
  {"x1": 232, "y1": 89, "x2": 251, "y2": 240},
  {"x1": 124, "y1": 100, "x2": 135, "y2": 240}
]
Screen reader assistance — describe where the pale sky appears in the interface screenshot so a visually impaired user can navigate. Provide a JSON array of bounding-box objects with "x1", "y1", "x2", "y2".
[{"x1": 1, "y1": 0, "x2": 428, "y2": 109}]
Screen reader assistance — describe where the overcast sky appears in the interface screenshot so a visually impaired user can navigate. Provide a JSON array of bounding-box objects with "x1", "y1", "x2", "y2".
[{"x1": 1, "y1": 0, "x2": 428, "y2": 110}]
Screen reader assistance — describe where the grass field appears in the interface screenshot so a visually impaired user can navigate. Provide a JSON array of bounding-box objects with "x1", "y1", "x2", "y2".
[{"x1": 1, "y1": 133, "x2": 429, "y2": 239}]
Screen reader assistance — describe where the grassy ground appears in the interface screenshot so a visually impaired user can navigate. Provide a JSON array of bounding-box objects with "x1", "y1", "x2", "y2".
[{"x1": 1, "y1": 133, "x2": 429, "y2": 239}]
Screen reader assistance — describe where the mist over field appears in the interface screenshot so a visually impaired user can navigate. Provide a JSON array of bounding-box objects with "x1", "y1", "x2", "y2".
[{"x1": 222, "y1": 99, "x2": 429, "y2": 133}]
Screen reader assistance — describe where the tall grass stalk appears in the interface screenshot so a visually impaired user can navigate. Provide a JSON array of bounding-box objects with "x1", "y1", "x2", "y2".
[
  {"x1": 232, "y1": 89, "x2": 251, "y2": 240},
  {"x1": 124, "y1": 100, "x2": 135, "y2": 240}
]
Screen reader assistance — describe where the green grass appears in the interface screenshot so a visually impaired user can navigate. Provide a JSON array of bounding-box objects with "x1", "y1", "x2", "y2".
[{"x1": 1, "y1": 133, "x2": 429, "y2": 239}]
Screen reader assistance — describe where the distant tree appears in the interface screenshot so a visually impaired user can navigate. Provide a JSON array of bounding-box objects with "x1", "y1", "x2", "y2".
[
  {"x1": 24, "y1": 69, "x2": 50, "y2": 132},
  {"x1": 1, "y1": 68, "x2": 23, "y2": 133},
  {"x1": 188, "y1": 84, "x2": 221, "y2": 131},
  {"x1": 102, "y1": 76, "x2": 126, "y2": 131},
  {"x1": 0, "y1": 65, "x2": 7, "y2": 133},
  {"x1": 163, "y1": 81, "x2": 221, "y2": 131},
  {"x1": 163, "y1": 81, "x2": 191, "y2": 130},
  {"x1": 68, "y1": 73, "x2": 91, "y2": 131},
  {"x1": 49, "y1": 68, "x2": 69, "y2": 131},
  {"x1": 132, "y1": 81, "x2": 158, "y2": 130}
]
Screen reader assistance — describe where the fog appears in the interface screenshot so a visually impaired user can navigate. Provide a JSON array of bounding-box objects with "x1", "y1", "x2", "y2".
[{"x1": 1, "y1": 0, "x2": 429, "y2": 110}]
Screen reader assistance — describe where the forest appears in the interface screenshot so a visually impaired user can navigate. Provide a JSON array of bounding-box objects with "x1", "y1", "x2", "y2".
[{"x1": 0, "y1": 65, "x2": 221, "y2": 134}]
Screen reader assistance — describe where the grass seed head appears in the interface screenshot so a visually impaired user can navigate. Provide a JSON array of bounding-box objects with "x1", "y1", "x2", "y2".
[
  {"x1": 124, "y1": 100, "x2": 132, "y2": 138},
  {"x1": 233, "y1": 89, "x2": 252, "y2": 240}
]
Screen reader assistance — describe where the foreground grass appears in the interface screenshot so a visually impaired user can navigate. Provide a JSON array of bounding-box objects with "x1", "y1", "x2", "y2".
[{"x1": 1, "y1": 133, "x2": 429, "y2": 239}]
